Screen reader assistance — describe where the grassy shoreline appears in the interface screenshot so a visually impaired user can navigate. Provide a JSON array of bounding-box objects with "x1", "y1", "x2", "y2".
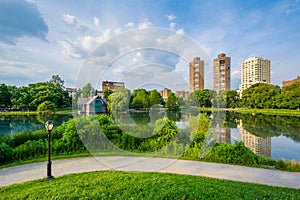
[
  {"x1": 0, "y1": 109, "x2": 73, "y2": 115},
  {"x1": 198, "y1": 107, "x2": 300, "y2": 116}
]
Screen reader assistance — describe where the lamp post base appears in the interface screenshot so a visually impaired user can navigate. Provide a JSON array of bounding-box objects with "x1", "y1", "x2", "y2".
[{"x1": 47, "y1": 162, "x2": 54, "y2": 179}]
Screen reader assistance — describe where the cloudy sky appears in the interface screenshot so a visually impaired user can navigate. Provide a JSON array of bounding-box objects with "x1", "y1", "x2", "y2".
[{"x1": 0, "y1": 0, "x2": 300, "y2": 90}]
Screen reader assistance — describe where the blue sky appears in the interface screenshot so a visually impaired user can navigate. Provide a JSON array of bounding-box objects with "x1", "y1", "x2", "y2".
[{"x1": 0, "y1": 0, "x2": 300, "y2": 90}]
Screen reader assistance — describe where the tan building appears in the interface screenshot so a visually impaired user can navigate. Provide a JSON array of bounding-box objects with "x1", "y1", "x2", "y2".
[
  {"x1": 214, "y1": 124, "x2": 231, "y2": 144},
  {"x1": 239, "y1": 121, "x2": 271, "y2": 157},
  {"x1": 102, "y1": 81, "x2": 125, "y2": 92},
  {"x1": 160, "y1": 88, "x2": 171, "y2": 100},
  {"x1": 239, "y1": 57, "x2": 271, "y2": 94},
  {"x1": 214, "y1": 53, "x2": 231, "y2": 91},
  {"x1": 282, "y1": 75, "x2": 300, "y2": 87},
  {"x1": 175, "y1": 90, "x2": 190, "y2": 101},
  {"x1": 189, "y1": 57, "x2": 204, "y2": 92}
]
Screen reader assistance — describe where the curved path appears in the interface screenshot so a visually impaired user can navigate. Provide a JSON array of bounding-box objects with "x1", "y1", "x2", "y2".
[{"x1": 1, "y1": 156, "x2": 300, "y2": 189}]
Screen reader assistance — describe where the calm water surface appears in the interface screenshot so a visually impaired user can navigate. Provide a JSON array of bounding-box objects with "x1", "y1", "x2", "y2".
[{"x1": 0, "y1": 112, "x2": 299, "y2": 161}]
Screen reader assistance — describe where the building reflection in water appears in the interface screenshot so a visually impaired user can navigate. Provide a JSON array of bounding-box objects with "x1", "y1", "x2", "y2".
[
  {"x1": 239, "y1": 120, "x2": 271, "y2": 157},
  {"x1": 214, "y1": 124, "x2": 231, "y2": 144}
]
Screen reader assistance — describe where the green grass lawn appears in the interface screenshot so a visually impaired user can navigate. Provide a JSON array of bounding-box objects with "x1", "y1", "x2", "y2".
[{"x1": 1, "y1": 171, "x2": 299, "y2": 200}]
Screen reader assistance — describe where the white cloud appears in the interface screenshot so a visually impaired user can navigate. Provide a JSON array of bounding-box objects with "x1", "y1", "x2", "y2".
[
  {"x1": 167, "y1": 14, "x2": 176, "y2": 21},
  {"x1": 169, "y1": 22, "x2": 176, "y2": 30},
  {"x1": 176, "y1": 29, "x2": 184, "y2": 34},
  {"x1": 63, "y1": 14, "x2": 78, "y2": 25},
  {"x1": 93, "y1": 17, "x2": 100, "y2": 27},
  {"x1": 126, "y1": 22, "x2": 135, "y2": 27},
  {"x1": 114, "y1": 28, "x2": 122, "y2": 34},
  {"x1": 59, "y1": 29, "x2": 111, "y2": 59},
  {"x1": 138, "y1": 19, "x2": 152, "y2": 28}
]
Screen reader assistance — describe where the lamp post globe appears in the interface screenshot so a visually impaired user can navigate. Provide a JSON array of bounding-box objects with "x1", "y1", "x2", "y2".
[{"x1": 45, "y1": 120, "x2": 54, "y2": 179}]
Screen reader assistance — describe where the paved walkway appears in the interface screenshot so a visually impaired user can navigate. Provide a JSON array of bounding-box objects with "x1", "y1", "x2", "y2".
[{"x1": 1, "y1": 156, "x2": 300, "y2": 189}]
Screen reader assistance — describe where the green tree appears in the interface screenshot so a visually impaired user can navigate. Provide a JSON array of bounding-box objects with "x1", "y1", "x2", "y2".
[
  {"x1": 241, "y1": 83, "x2": 281, "y2": 109},
  {"x1": 149, "y1": 90, "x2": 163, "y2": 107},
  {"x1": 104, "y1": 89, "x2": 113, "y2": 100},
  {"x1": 193, "y1": 89, "x2": 212, "y2": 107},
  {"x1": 37, "y1": 101, "x2": 56, "y2": 114},
  {"x1": 165, "y1": 92, "x2": 179, "y2": 111},
  {"x1": 0, "y1": 83, "x2": 12, "y2": 109},
  {"x1": 130, "y1": 89, "x2": 149, "y2": 110},
  {"x1": 213, "y1": 90, "x2": 240, "y2": 108},
  {"x1": 11, "y1": 86, "x2": 31, "y2": 110},
  {"x1": 108, "y1": 87, "x2": 130, "y2": 112},
  {"x1": 81, "y1": 83, "x2": 94, "y2": 98},
  {"x1": 280, "y1": 82, "x2": 300, "y2": 109}
]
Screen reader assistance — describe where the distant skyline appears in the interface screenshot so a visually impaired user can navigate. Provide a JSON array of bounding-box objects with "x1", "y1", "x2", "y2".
[{"x1": 1, "y1": 0, "x2": 300, "y2": 90}]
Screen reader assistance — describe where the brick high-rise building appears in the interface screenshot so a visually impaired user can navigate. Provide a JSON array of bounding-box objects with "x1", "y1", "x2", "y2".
[
  {"x1": 214, "y1": 53, "x2": 231, "y2": 91},
  {"x1": 189, "y1": 57, "x2": 204, "y2": 92},
  {"x1": 239, "y1": 57, "x2": 271, "y2": 95}
]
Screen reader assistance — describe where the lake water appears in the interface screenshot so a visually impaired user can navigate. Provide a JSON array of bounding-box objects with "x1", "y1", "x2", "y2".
[
  {"x1": 0, "y1": 112, "x2": 299, "y2": 161},
  {"x1": 0, "y1": 114, "x2": 73, "y2": 135}
]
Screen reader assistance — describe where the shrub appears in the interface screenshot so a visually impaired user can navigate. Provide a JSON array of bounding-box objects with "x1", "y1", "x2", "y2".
[
  {"x1": 9, "y1": 131, "x2": 46, "y2": 148},
  {"x1": 0, "y1": 143, "x2": 13, "y2": 163},
  {"x1": 37, "y1": 101, "x2": 56, "y2": 114},
  {"x1": 13, "y1": 140, "x2": 47, "y2": 161},
  {"x1": 204, "y1": 141, "x2": 260, "y2": 166}
]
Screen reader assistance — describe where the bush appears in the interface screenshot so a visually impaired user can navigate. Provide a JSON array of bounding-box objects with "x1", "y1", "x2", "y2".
[
  {"x1": 13, "y1": 140, "x2": 47, "y2": 161},
  {"x1": 37, "y1": 101, "x2": 56, "y2": 114},
  {"x1": 204, "y1": 141, "x2": 260, "y2": 166},
  {"x1": 9, "y1": 130, "x2": 46, "y2": 148},
  {"x1": 275, "y1": 159, "x2": 300, "y2": 172},
  {"x1": 0, "y1": 143, "x2": 13, "y2": 163}
]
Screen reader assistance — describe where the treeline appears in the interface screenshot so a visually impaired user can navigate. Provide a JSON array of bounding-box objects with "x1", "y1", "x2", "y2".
[
  {"x1": 189, "y1": 82, "x2": 300, "y2": 109},
  {"x1": 0, "y1": 75, "x2": 71, "y2": 111},
  {"x1": 104, "y1": 87, "x2": 180, "y2": 112}
]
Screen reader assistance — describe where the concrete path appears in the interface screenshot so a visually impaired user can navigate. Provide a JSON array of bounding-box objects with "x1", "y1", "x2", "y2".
[{"x1": 1, "y1": 156, "x2": 300, "y2": 189}]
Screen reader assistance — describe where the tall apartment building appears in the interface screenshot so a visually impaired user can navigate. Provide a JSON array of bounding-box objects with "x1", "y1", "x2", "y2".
[
  {"x1": 214, "y1": 53, "x2": 231, "y2": 91},
  {"x1": 239, "y1": 57, "x2": 271, "y2": 94},
  {"x1": 189, "y1": 57, "x2": 204, "y2": 92}
]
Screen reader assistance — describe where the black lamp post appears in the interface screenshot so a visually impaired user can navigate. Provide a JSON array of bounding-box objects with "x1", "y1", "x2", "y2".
[{"x1": 45, "y1": 120, "x2": 54, "y2": 179}]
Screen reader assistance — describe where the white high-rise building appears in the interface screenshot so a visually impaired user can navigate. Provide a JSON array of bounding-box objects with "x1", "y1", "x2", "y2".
[{"x1": 239, "y1": 57, "x2": 271, "y2": 94}]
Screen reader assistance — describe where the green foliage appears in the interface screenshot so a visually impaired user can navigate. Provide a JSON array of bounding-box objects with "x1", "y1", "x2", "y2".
[
  {"x1": 130, "y1": 88, "x2": 149, "y2": 110},
  {"x1": 108, "y1": 87, "x2": 130, "y2": 112},
  {"x1": 12, "y1": 140, "x2": 47, "y2": 161},
  {"x1": 8, "y1": 130, "x2": 46, "y2": 148},
  {"x1": 8, "y1": 75, "x2": 71, "y2": 110},
  {"x1": 280, "y1": 82, "x2": 300, "y2": 109},
  {"x1": 275, "y1": 159, "x2": 300, "y2": 172},
  {"x1": 81, "y1": 83, "x2": 94, "y2": 98},
  {"x1": 241, "y1": 83, "x2": 281, "y2": 109},
  {"x1": 1, "y1": 171, "x2": 300, "y2": 200},
  {"x1": 0, "y1": 83, "x2": 12, "y2": 108},
  {"x1": 165, "y1": 92, "x2": 179, "y2": 111},
  {"x1": 213, "y1": 90, "x2": 240, "y2": 108},
  {"x1": 0, "y1": 143, "x2": 13, "y2": 163},
  {"x1": 37, "y1": 101, "x2": 56, "y2": 113},
  {"x1": 148, "y1": 90, "x2": 163, "y2": 106},
  {"x1": 103, "y1": 89, "x2": 113, "y2": 100},
  {"x1": 190, "y1": 89, "x2": 212, "y2": 107},
  {"x1": 203, "y1": 141, "x2": 275, "y2": 167},
  {"x1": 60, "y1": 119, "x2": 85, "y2": 152}
]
